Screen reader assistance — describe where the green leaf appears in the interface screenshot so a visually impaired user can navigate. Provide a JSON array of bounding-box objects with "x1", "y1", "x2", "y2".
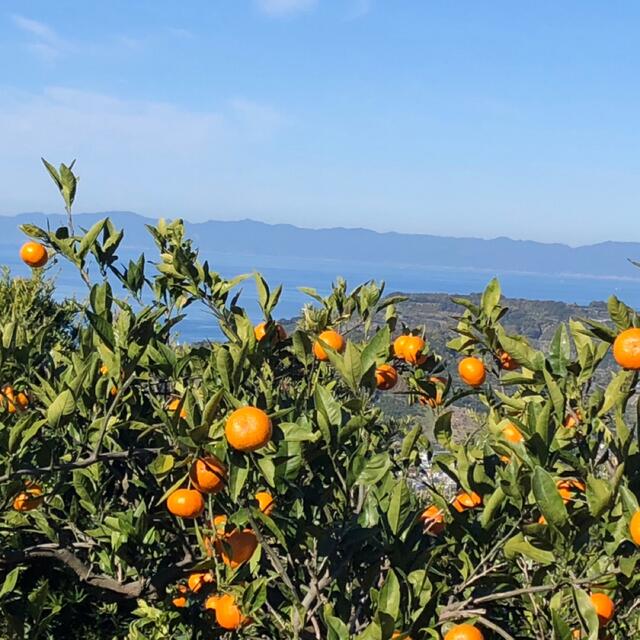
[
  {"x1": 0, "y1": 567, "x2": 23, "y2": 599},
  {"x1": 149, "y1": 453, "x2": 174, "y2": 478},
  {"x1": 481, "y1": 278, "x2": 501, "y2": 316},
  {"x1": 386, "y1": 480, "x2": 411, "y2": 535},
  {"x1": 504, "y1": 532, "x2": 554, "y2": 565},
  {"x1": 361, "y1": 326, "x2": 391, "y2": 375},
  {"x1": 46, "y1": 389, "x2": 75, "y2": 428},
  {"x1": 572, "y1": 587, "x2": 599, "y2": 640},
  {"x1": 532, "y1": 466, "x2": 568, "y2": 526},
  {"x1": 78, "y1": 219, "x2": 106, "y2": 260},
  {"x1": 356, "y1": 453, "x2": 391, "y2": 485},
  {"x1": 378, "y1": 569, "x2": 401, "y2": 620},
  {"x1": 586, "y1": 474, "x2": 612, "y2": 518}
]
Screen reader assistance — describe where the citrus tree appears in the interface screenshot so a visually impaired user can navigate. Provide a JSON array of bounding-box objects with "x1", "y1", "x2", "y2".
[{"x1": 1, "y1": 161, "x2": 640, "y2": 639}]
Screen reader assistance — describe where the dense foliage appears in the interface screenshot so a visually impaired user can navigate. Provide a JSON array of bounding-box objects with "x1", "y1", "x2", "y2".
[{"x1": 1, "y1": 162, "x2": 640, "y2": 640}]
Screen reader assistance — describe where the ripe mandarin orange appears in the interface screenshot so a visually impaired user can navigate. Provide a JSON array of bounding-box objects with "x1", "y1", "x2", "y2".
[
  {"x1": 225, "y1": 406, "x2": 272, "y2": 452},
  {"x1": 501, "y1": 423, "x2": 524, "y2": 443},
  {"x1": 452, "y1": 491, "x2": 482, "y2": 512},
  {"x1": 187, "y1": 571, "x2": 214, "y2": 593},
  {"x1": 20, "y1": 241, "x2": 48, "y2": 268},
  {"x1": 393, "y1": 335, "x2": 411, "y2": 359},
  {"x1": 590, "y1": 592, "x2": 615, "y2": 625},
  {"x1": 458, "y1": 357, "x2": 486, "y2": 387},
  {"x1": 613, "y1": 328, "x2": 640, "y2": 369},
  {"x1": 556, "y1": 479, "x2": 585, "y2": 503},
  {"x1": 254, "y1": 322, "x2": 286, "y2": 342},
  {"x1": 375, "y1": 364, "x2": 398, "y2": 390},
  {"x1": 629, "y1": 510, "x2": 640, "y2": 545},
  {"x1": 402, "y1": 336, "x2": 427, "y2": 365},
  {"x1": 12, "y1": 483, "x2": 44, "y2": 511},
  {"x1": 444, "y1": 623, "x2": 484, "y2": 640},
  {"x1": 167, "y1": 398, "x2": 187, "y2": 419},
  {"x1": 313, "y1": 329, "x2": 345, "y2": 361},
  {"x1": 215, "y1": 528, "x2": 258, "y2": 568},
  {"x1": 204, "y1": 593, "x2": 220, "y2": 610},
  {"x1": 189, "y1": 456, "x2": 227, "y2": 494},
  {"x1": 255, "y1": 491, "x2": 275, "y2": 516},
  {"x1": 167, "y1": 488, "x2": 204, "y2": 518},
  {"x1": 215, "y1": 594, "x2": 249, "y2": 630},
  {"x1": 421, "y1": 504, "x2": 445, "y2": 535},
  {"x1": 172, "y1": 584, "x2": 188, "y2": 608}
]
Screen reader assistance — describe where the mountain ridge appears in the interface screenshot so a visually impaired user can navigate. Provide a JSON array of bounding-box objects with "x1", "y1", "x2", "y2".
[{"x1": 1, "y1": 211, "x2": 639, "y2": 279}]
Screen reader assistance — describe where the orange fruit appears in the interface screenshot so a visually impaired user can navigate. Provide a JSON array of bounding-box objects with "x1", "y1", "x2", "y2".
[
  {"x1": 225, "y1": 406, "x2": 272, "y2": 452},
  {"x1": 501, "y1": 423, "x2": 524, "y2": 443},
  {"x1": 392, "y1": 633, "x2": 412, "y2": 639},
  {"x1": 590, "y1": 592, "x2": 615, "y2": 625},
  {"x1": 187, "y1": 571, "x2": 214, "y2": 593},
  {"x1": 189, "y1": 456, "x2": 227, "y2": 494},
  {"x1": 212, "y1": 514, "x2": 228, "y2": 532},
  {"x1": 204, "y1": 593, "x2": 220, "y2": 610},
  {"x1": 402, "y1": 335, "x2": 427, "y2": 365},
  {"x1": 538, "y1": 515, "x2": 547, "y2": 525},
  {"x1": 313, "y1": 329, "x2": 346, "y2": 361},
  {"x1": 556, "y1": 479, "x2": 585, "y2": 503},
  {"x1": 393, "y1": 335, "x2": 411, "y2": 359},
  {"x1": 99, "y1": 364, "x2": 109, "y2": 376},
  {"x1": 444, "y1": 623, "x2": 484, "y2": 640},
  {"x1": 452, "y1": 491, "x2": 482, "y2": 512},
  {"x1": 499, "y1": 351, "x2": 518, "y2": 370},
  {"x1": 0, "y1": 385, "x2": 19, "y2": 413},
  {"x1": 167, "y1": 398, "x2": 187, "y2": 419},
  {"x1": 215, "y1": 528, "x2": 258, "y2": 568},
  {"x1": 255, "y1": 491, "x2": 275, "y2": 516},
  {"x1": 563, "y1": 413, "x2": 580, "y2": 429},
  {"x1": 458, "y1": 357, "x2": 486, "y2": 387},
  {"x1": 215, "y1": 593, "x2": 250, "y2": 630},
  {"x1": 418, "y1": 376, "x2": 446, "y2": 408},
  {"x1": 167, "y1": 488, "x2": 205, "y2": 518},
  {"x1": 420, "y1": 504, "x2": 445, "y2": 535},
  {"x1": 13, "y1": 483, "x2": 44, "y2": 511},
  {"x1": 629, "y1": 510, "x2": 640, "y2": 545},
  {"x1": 375, "y1": 364, "x2": 398, "y2": 390},
  {"x1": 15, "y1": 391, "x2": 29, "y2": 410},
  {"x1": 613, "y1": 328, "x2": 640, "y2": 369},
  {"x1": 172, "y1": 584, "x2": 188, "y2": 608},
  {"x1": 254, "y1": 322, "x2": 286, "y2": 342},
  {"x1": 20, "y1": 241, "x2": 48, "y2": 268}
]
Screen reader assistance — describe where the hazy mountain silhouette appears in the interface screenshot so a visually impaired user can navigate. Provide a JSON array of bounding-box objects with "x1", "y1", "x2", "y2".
[{"x1": 2, "y1": 211, "x2": 640, "y2": 279}]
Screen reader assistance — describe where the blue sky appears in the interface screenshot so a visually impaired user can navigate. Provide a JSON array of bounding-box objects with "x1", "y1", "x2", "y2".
[{"x1": 1, "y1": 1, "x2": 639, "y2": 245}]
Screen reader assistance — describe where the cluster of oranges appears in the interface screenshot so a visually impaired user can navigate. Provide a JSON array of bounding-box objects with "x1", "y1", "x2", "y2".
[
  {"x1": 165, "y1": 406, "x2": 275, "y2": 629},
  {"x1": 0, "y1": 385, "x2": 29, "y2": 413}
]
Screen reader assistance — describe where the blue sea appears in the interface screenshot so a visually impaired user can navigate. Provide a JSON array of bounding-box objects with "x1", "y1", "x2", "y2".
[{"x1": 4, "y1": 247, "x2": 640, "y2": 342}]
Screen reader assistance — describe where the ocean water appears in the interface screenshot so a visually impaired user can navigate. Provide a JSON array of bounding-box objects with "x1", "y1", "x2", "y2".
[{"x1": 4, "y1": 247, "x2": 640, "y2": 343}]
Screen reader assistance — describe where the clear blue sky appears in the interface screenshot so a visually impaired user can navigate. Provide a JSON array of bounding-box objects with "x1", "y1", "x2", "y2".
[{"x1": 1, "y1": 1, "x2": 639, "y2": 245}]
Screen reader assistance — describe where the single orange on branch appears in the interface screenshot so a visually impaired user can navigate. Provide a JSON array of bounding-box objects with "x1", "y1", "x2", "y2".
[
  {"x1": 629, "y1": 510, "x2": 640, "y2": 545},
  {"x1": 215, "y1": 528, "x2": 258, "y2": 568},
  {"x1": 452, "y1": 490, "x2": 482, "y2": 512},
  {"x1": 590, "y1": 592, "x2": 615, "y2": 626},
  {"x1": 187, "y1": 571, "x2": 214, "y2": 593},
  {"x1": 189, "y1": 456, "x2": 227, "y2": 494},
  {"x1": 13, "y1": 483, "x2": 44, "y2": 511},
  {"x1": 255, "y1": 491, "x2": 275, "y2": 516},
  {"x1": 166, "y1": 488, "x2": 205, "y2": 519},
  {"x1": 254, "y1": 321, "x2": 286, "y2": 342},
  {"x1": 613, "y1": 327, "x2": 640, "y2": 369},
  {"x1": 167, "y1": 397, "x2": 187, "y2": 420},
  {"x1": 444, "y1": 623, "x2": 484, "y2": 640},
  {"x1": 225, "y1": 406, "x2": 272, "y2": 452},
  {"x1": 313, "y1": 329, "x2": 345, "y2": 361},
  {"x1": 458, "y1": 357, "x2": 486, "y2": 387},
  {"x1": 420, "y1": 504, "x2": 445, "y2": 535},
  {"x1": 393, "y1": 334, "x2": 411, "y2": 359},
  {"x1": 215, "y1": 593, "x2": 250, "y2": 630},
  {"x1": 501, "y1": 422, "x2": 524, "y2": 443},
  {"x1": 20, "y1": 241, "x2": 48, "y2": 268},
  {"x1": 375, "y1": 364, "x2": 398, "y2": 390}
]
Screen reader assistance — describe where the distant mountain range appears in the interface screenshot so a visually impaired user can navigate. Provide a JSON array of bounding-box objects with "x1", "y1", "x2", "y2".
[{"x1": 2, "y1": 211, "x2": 640, "y2": 280}]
